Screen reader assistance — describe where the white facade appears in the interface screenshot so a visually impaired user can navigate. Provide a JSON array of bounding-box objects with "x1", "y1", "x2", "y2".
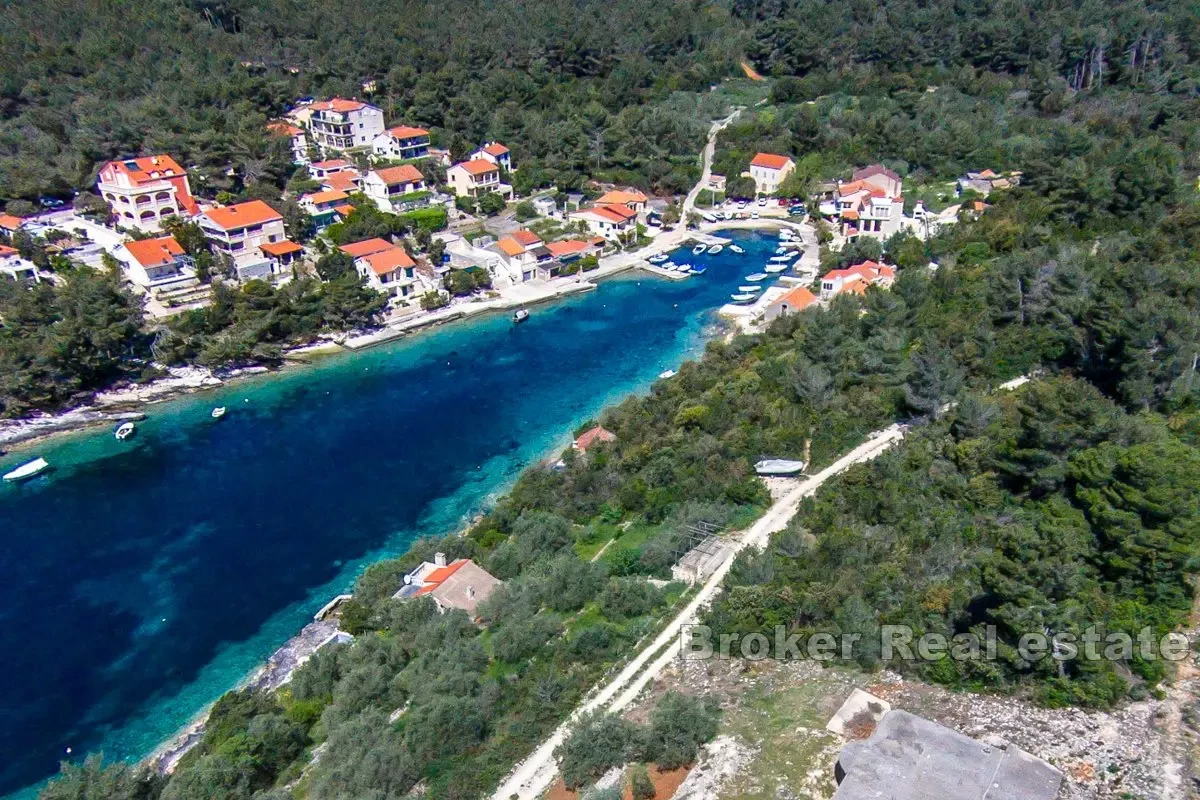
[
  {"x1": 309, "y1": 100, "x2": 385, "y2": 151},
  {"x1": 362, "y1": 167, "x2": 425, "y2": 212},
  {"x1": 96, "y1": 155, "x2": 199, "y2": 233},
  {"x1": 199, "y1": 201, "x2": 288, "y2": 277},
  {"x1": 0, "y1": 247, "x2": 38, "y2": 282},
  {"x1": 447, "y1": 160, "x2": 512, "y2": 199},
  {"x1": 748, "y1": 155, "x2": 796, "y2": 196}
]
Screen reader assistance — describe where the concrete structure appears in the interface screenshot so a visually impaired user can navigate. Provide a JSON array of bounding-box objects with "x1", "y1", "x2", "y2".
[
  {"x1": 260, "y1": 240, "x2": 305, "y2": 272},
  {"x1": 269, "y1": 121, "x2": 309, "y2": 164},
  {"x1": 470, "y1": 142, "x2": 512, "y2": 172},
  {"x1": 833, "y1": 710, "x2": 1062, "y2": 800},
  {"x1": 0, "y1": 244, "x2": 38, "y2": 282},
  {"x1": 493, "y1": 229, "x2": 547, "y2": 283},
  {"x1": 362, "y1": 165, "x2": 425, "y2": 212},
  {"x1": 447, "y1": 159, "x2": 511, "y2": 199},
  {"x1": 392, "y1": 554, "x2": 502, "y2": 619},
  {"x1": 595, "y1": 189, "x2": 648, "y2": 215},
  {"x1": 308, "y1": 98, "x2": 385, "y2": 152},
  {"x1": 763, "y1": 285, "x2": 817, "y2": 323},
  {"x1": 569, "y1": 204, "x2": 637, "y2": 240},
  {"x1": 309, "y1": 159, "x2": 353, "y2": 180},
  {"x1": 300, "y1": 189, "x2": 351, "y2": 228},
  {"x1": 120, "y1": 235, "x2": 196, "y2": 290},
  {"x1": 532, "y1": 196, "x2": 557, "y2": 217},
  {"x1": 198, "y1": 200, "x2": 287, "y2": 280},
  {"x1": 354, "y1": 245, "x2": 419, "y2": 301},
  {"x1": 372, "y1": 125, "x2": 431, "y2": 160},
  {"x1": 96, "y1": 155, "x2": 199, "y2": 233},
  {"x1": 748, "y1": 153, "x2": 796, "y2": 196},
  {"x1": 832, "y1": 178, "x2": 904, "y2": 241},
  {"x1": 819, "y1": 260, "x2": 895, "y2": 300}
]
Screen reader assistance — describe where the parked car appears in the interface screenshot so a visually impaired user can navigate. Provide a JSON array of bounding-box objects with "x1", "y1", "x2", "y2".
[
  {"x1": 757, "y1": 197, "x2": 768, "y2": 206},
  {"x1": 778, "y1": 198, "x2": 789, "y2": 207},
  {"x1": 737, "y1": 200, "x2": 748, "y2": 209},
  {"x1": 751, "y1": 211, "x2": 760, "y2": 219}
]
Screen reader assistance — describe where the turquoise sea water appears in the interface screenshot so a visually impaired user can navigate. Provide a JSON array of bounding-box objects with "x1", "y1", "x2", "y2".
[{"x1": 0, "y1": 230, "x2": 780, "y2": 796}]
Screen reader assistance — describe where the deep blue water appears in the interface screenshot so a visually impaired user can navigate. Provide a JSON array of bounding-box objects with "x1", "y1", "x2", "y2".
[{"x1": 0, "y1": 230, "x2": 782, "y2": 796}]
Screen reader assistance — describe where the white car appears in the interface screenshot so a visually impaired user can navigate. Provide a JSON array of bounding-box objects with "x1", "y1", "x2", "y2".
[
  {"x1": 737, "y1": 200, "x2": 748, "y2": 209},
  {"x1": 751, "y1": 211, "x2": 760, "y2": 219},
  {"x1": 757, "y1": 197, "x2": 768, "y2": 206}
]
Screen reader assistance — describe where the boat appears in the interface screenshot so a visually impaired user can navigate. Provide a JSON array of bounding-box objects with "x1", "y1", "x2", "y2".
[
  {"x1": 663, "y1": 261, "x2": 678, "y2": 270},
  {"x1": 692, "y1": 244, "x2": 706, "y2": 255},
  {"x1": 769, "y1": 252, "x2": 798, "y2": 262},
  {"x1": 774, "y1": 246, "x2": 789, "y2": 254},
  {"x1": 4, "y1": 457, "x2": 49, "y2": 482},
  {"x1": 779, "y1": 229, "x2": 795, "y2": 240},
  {"x1": 513, "y1": 309, "x2": 530, "y2": 323},
  {"x1": 754, "y1": 458, "x2": 807, "y2": 476},
  {"x1": 745, "y1": 273, "x2": 768, "y2": 282},
  {"x1": 730, "y1": 293, "x2": 758, "y2": 303},
  {"x1": 211, "y1": 407, "x2": 227, "y2": 420},
  {"x1": 114, "y1": 422, "x2": 136, "y2": 441},
  {"x1": 738, "y1": 285, "x2": 762, "y2": 293},
  {"x1": 658, "y1": 369, "x2": 677, "y2": 379},
  {"x1": 676, "y1": 265, "x2": 693, "y2": 274},
  {"x1": 689, "y1": 265, "x2": 706, "y2": 275},
  {"x1": 728, "y1": 244, "x2": 745, "y2": 254},
  {"x1": 764, "y1": 264, "x2": 789, "y2": 273},
  {"x1": 707, "y1": 244, "x2": 723, "y2": 254}
]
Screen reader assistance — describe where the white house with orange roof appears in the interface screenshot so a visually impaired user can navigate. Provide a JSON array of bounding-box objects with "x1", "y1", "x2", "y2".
[
  {"x1": 492, "y1": 229, "x2": 546, "y2": 282},
  {"x1": 748, "y1": 153, "x2": 796, "y2": 196},
  {"x1": 469, "y1": 142, "x2": 512, "y2": 172},
  {"x1": 319, "y1": 170, "x2": 362, "y2": 195},
  {"x1": 852, "y1": 165, "x2": 903, "y2": 197},
  {"x1": 268, "y1": 120, "x2": 309, "y2": 164},
  {"x1": 119, "y1": 235, "x2": 196, "y2": 290},
  {"x1": 763, "y1": 285, "x2": 817, "y2": 323},
  {"x1": 308, "y1": 159, "x2": 353, "y2": 180},
  {"x1": 354, "y1": 244, "x2": 419, "y2": 301},
  {"x1": 96, "y1": 155, "x2": 200, "y2": 233},
  {"x1": 569, "y1": 203, "x2": 637, "y2": 240},
  {"x1": 0, "y1": 244, "x2": 38, "y2": 282},
  {"x1": 447, "y1": 159, "x2": 512, "y2": 199},
  {"x1": 0, "y1": 214, "x2": 25, "y2": 238},
  {"x1": 308, "y1": 98, "x2": 385, "y2": 151},
  {"x1": 818, "y1": 260, "x2": 896, "y2": 300},
  {"x1": 362, "y1": 165, "x2": 426, "y2": 212},
  {"x1": 595, "y1": 189, "x2": 649, "y2": 215},
  {"x1": 199, "y1": 200, "x2": 290, "y2": 279},
  {"x1": 392, "y1": 553, "x2": 502, "y2": 620},
  {"x1": 832, "y1": 173, "x2": 904, "y2": 241},
  {"x1": 372, "y1": 125, "x2": 431, "y2": 160}
]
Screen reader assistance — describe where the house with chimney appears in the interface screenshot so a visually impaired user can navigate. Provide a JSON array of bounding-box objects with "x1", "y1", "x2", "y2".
[
  {"x1": 308, "y1": 98, "x2": 385, "y2": 152},
  {"x1": 391, "y1": 553, "x2": 502, "y2": 620},
  {"x1": 748, "y1": 153, "x2": 796, "y2": 196},
  {"x1": 96, "y1": 155, "x2": 200, "y2": 233},
  {"x1": 372, "y1": 125, "x2": 431, "y2": 160},
  {"x1": 829, "y1": 166, "x2": 905, "y2": 241}
]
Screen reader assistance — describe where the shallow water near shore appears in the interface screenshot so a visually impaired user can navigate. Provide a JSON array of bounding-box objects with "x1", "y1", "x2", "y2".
[{"x1": 0, "y1": 230, "x2": 784, "y2": 797}]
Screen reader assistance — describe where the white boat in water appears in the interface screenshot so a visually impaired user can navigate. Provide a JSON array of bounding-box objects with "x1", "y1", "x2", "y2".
[
  {"x1": 707, "y1": 244, "x2": 723, "y2": 254},
  {"x1": 738, "y1": 285, "x2": 762, "y2": 292},
  {"x1": 764, "y1": 264, "x2": 789, "y2": 273},
  {"x1": 658, "y1": 369, "x2": 677, "y2": 379},
  {"x1": 676, "y1": 265, "x2": 693, "y2": 274},
  {"x1": 730, "y1": 292, "x2": 758, "y2": 302},
  {"x1": 728, "y1": 244, "x2": 745, "y2": 254},
  {"x1": 211, "y1": 407, "x2": 227, "y2": 419},
  {"x1": 4, "y1": 457, "x2": 49, "y2": 482},
  {"x1": 648, "y1": 253, "x2": 669, "y2": 264},
  {"x1": 114, "y1": 422, "x2": 136, "y2": 441},
  {"x1": 513, "y1": 309, "x2": 530, "y2": 323},
  {"x1": 692, "y1": 244, "x2": 706, "y2": 255},
  {"x1": 745, "y1": 273, "x2": 768, "y2": 282},
  {"x1": 769, "y1": 252, "x2": 798, "y2": 262},
  {"x1": 755, "y1": 458, "x2": 807, "y2": 476},
  {"x1": 663, "y1": 261, "x2": 678, "y2": 270}
]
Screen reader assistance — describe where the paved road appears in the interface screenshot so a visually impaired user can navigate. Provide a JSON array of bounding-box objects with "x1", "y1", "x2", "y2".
[{"x1": 682, "y1": 109, "x2": 742, "y2": 219}]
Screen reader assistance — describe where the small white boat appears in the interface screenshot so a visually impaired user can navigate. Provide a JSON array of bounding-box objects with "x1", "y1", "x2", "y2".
[
  {"x1": 648, "y1": 253, "x2": 669, "y2": 264},
  {"x1": 513, "y1": 309, "x2": 530, "y2": 324},
  {"x1": 114, "y1": 422, "x2": 136, "y2": 441},
  {"x1": 728, "y1": 244, "x2": 745, "y2": 254},
  {"x1": 692, "y1": 244, "x2": 706, "y2": 255},
  {"x1": 745, "y1": 273, "x2": 768, "y2": 282},
  {"x1": 676, "y1": 265, "x2": 693, "y2": 274},
  {"x1": 707, "y1": 244, "x2": 723, "y2": 254},
  {"x1": 774, "y1": 246, "x2": 789, "y2": 255},
  {"x1": 730, "y1": 293, "x2": 758, "y2": 303},
  {"x1": 755, "y1": 458, "x2": 807, "y2": 476},
  {"x1": 738, "y1": 285, "x2": 762, "y2": 292},
  {"x1": 769, "y1": 252, "x2": 798, "y2": 262},
  {"x1": 658, "y1": 369, "x2": 677, "y2": 379},
  {"x1": 211, "y1": 407, "x2": 227, "y2": 419},
  {"x1": 764, "y1": 264, "x2": 789, "y2": 273},
  {"x1": 4, "y1": 457, "x2": 49, "y2": 482},
  {"x1": 663, "y1": 261, "x2": 678, "y2": 270},
  {"x1": 779, "y1": 229, "x2": 795, "y2": 240}
]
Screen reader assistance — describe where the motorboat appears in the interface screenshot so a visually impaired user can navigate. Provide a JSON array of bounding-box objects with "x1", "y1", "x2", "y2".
[
  {"x1": 745, "y1": 273, "x2": 768, "y2": 282},
  {"x1": 689, "y1": 265, "x2": 706, "y2": 275},
  {"x1": 728, "y1": 244, "x2": 745, "y2": 254},
  {"x1": 738, "y1": 285, "x2": 762, "y2": 293},
  {"x1": 755, "y1": 458, "x2": 807, "y2": 476},
  {"x1": 114, "y1": 422, "x2": 136, "y2": 441},
  {"x1": 764, "y1": 264, "x2": 789, "y2": 273},
  {"x1": 730, "y1": 293, "x2": 758, "y2": 303},
  {"x1": 647, "y1": 253, "x2": 669, "y2": 264},
  {"x1": 707, "y1": 244, "x2": 723, "y2": 254},
  {"x1": 211, "y1": 407, "x2": 227, "y2": 420},
  {"x1": 769, "y1": 252, "x2": 798, "y2": 262},
  {"x1": 675, "y1": 264, "x2": 693, "y2": 274},
  {"x1": 663, "y1": 261, "x2": 678, "y2": 270},
  {"x1": 774, "y1": 246, "x2": 789, "y2": 254},
  {"x1": 692, "y1": 243, "x2": 706, "y2": 255},
  {"x1": 658, "y1": 369, "x2": 677, "y2": 379},
  {"x1": 513, "y1": 309, "x2": 530, "y2": 323},
  {"x1": 4, "y1": 457, "x2": 49, "y2": 482}
]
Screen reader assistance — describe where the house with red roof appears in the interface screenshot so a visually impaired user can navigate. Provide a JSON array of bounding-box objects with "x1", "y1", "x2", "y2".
[
  {"x1": 763, "y1": 285, "x2": 818, "y2": 323},
  {"x1": 852, "y1": 164, "x2": 902, "y2": 197},
  {"x1": 447, "y1": 158, "x2": 512, "y2": 200},
  {"x1": 392, "y1": 553, "x2": 502, "y2": 620},
  {"x1": 469, "y1": 141, "x2": 513, "y2": 172},
  {"x1": 492, "y1": 229, "x2": 549, "y2": 281},
  {"x1": 0, "y1": 214, "x2": 25, "y2": 237},
  {"x1": 748, "y1": 153, "x2": 796, "y2": 196},
  {"x1": 339, "y1": 237, "x2": 396, "y2": 259},
  {"x1": 819, "y1": 260, "x2": 896, "y2": 300},
  {"x1": 573, "y1": 425, "x2": 616, "y2": 454},
  {"x1": 831, "y1": 167, "x2": 905, "y2": 241},
  {"x1": 308, "y1": 159, "x2": 353, "y2": 180},
  {"x1": 320, "y1": 169, "x2": 363, "y2": 194},
  {"x1": 352, "y1": 245, "x2": 418, "y2": 300},
  {"x1": 362, "y1": 165, "x2": 426, "y2": 212},
  {"x1": 569, "y1": 203, "x2": 638, "y2": 241},
  {"x1": 96, "y1": 155, "x2": 199, "y2": 233},
  {"x1": 595, "y1": 188, "x2": 649, "y2": 215},
  {"x1": 119, "y1": 235, "x2": 196, "y2": 289},
  {"x1": 0, "y1": 244, "x2": 38, "y2": 283},
  {"x1": 268, "y1": 120, "x2": 309, "y2": 164},
  {"x1": 372, "y1": 125, "x2": 431, "y2": 160},
  {"x1": 199, "y1": 200, "x2": 288, "y2": 279},
  {"x1": 308, "y1": 98, "x2": 385, "y2": 152},
  {"x1": 300, "y1": 189, "x2": 351, "y2": 229}
]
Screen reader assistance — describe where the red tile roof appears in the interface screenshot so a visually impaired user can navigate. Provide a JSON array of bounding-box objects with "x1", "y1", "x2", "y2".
[
  {"x1": 102, "y1": 155, "x2": 187, "y2": 184},
  {"x1": 455, "y1": 158, "x2": 499, "y2": 177},
  {"x1": 303, "y1": 189, "x2": 349, "y2": 205},
  {"x1": 339, "y1": 238, "x2": 394, "y2": 258},
  {"x1": 362, "y1": 246, "x2": 415, "y2": 276},
  {"x1": 0, "y1": 214, "x2": 24, "y2": 231},
  {"x1": 511, "y1": 230, "x2": 542, "y2": 247},
  {"x1": 496, "y1": 237, "x2": 525, "y2": 257},
  {"x1": 333, "y1": 204, "x2": 355, "y2": 218},
  {"x1": 202, "y1": 200, "x2": 282, "y2": 231},
  {"x1": 596, "y1": 189, "x2": 648, "y2": 206},
  {"x1": 322, "y1": 171, "x2": 361, "y2": 192},
  {"x1": 772, "y1": 286, "x2": 817, "y2": 312},
  {"x1": 0, "y1": 244, "x2": 17, "y2": 257},
  {"x1": 413, "y1": 559, "x2": 469, "y2": 595},
  {"x1": 388, "y1": 125, "x2": 429, "y2": 139},
  {"x1": 574, "y1": 425, "x2": 616, "y2": 452},
  {"x1": 260, "y1": 240, "x2": 304, "y2": 257},
  {"x1": 268, "y1": 120, "x2": 304, "y2": 137},
  {"x1": 311, "y1": 159, "x2": 352, "y2": 172},
  {"x1": 125, "y1": 235, "x2": 185, "y2": 268},
  {"x1": 372, "y1": 165, "x2": 424, "y2": 185},
  {"x1": 545, "y1": 239, "x2": 590, "y2": 257},
  {"x1": 751, "y1": 153, "x2": 793, "y2": 170},
  {"x1": 852, "y1": 164, "x2": 901, "y2": 183},
  {"x1": 311, "y1": 98, "x2": 370, "y2": 113},
  {"x1": 594, "y1": 203, "x2": 637, "y2": 221},
  {"x1": 482, "y1": 143, "x2": 509, "y2": 156}
]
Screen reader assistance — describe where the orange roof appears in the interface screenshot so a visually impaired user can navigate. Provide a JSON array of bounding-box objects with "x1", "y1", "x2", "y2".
[
  {"x1": 202, "y1": 200, "x2": 282, "y2": 231},
  {"x1": 339, "y1": 238, "x2": 394, "y2": 258},
  {"x1": 837, "y1": 180, "x2": 888, "y2": 198},
  {"x1": 773, "y1": 286, "x2": 817, "y2": 312},
  {"x1": 454, "y1": 158, "x2": 498, "y2": 177},
  {"x1": 268, "y1": 120, "x2": 303, "y2": 137},
  {"x1": 412, "y1": 559, "x2": 469, "y2": 595},
  {"x1": 586, "y1": 203, "x2": 637, "y2": 223},
  {"x1": 311, "y1": 159, "x2": 351, "y2": 172},
  {"x1": 496, "y1": 237, "x2": 525, "y2": 257},
  {"x1": 846, "y1": 281, "x2": 870, "y2": 296},
  {"x1": 482, "y1": 143, "x2": 509, "y2": 156},
  {"x1": 574, "y1": 425, "x2": 616, "y2": 452},
  {"x1": 0, "y1": 214, "x2": 23, "y2": 231},
  {"x1": 596, "y1": 189, "x2": 648, "y2": 206},
  {"x1": 511, "y1": 230, "x2": 542, "y2": 247},
  {"x1": 322, "y1": 171, "x2": 361, "y2": 193},
  {"x1": 333, "y1": 204, "x2": 355, "y2": 218},
  {"x1": 842, "y1": 209, "x2": 859, "y2": 221},
  {"x1": 303, "y1": 189, "x2": 349, "y2": 205},
  {"x1": 751, "y1": 153, "x2": 792, "y2": 170},
  {"x1": 102, "y1": 155, "x2": 187, "y2": 184},
  {"x1": 125, "y1": 235, "x2": 184, "y2": 268},
  {"x1": 362, "y1": 247, "x2": 415, "y2": 275},
  {"x1": 546, "y1": 240, "x2": 590, "y2": 257},
  {"x1": 372, "y1": 165, "x2": 423, "y2": 185},
  {"x1": 311, "y1": 98, "x2": 370, "y2": 113},
  {"x1": 0, "y1": 244, "x2": 20, "y2": 256},
  {"x1": 979, "y1": 168, "x2": 997, "y2": 179},
  {"x1": 260, "y1": 240, "x2": 304, "y2": 257},
  {"x1": 388, "y1": 125, "x2": 429, "y2": 139}
]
